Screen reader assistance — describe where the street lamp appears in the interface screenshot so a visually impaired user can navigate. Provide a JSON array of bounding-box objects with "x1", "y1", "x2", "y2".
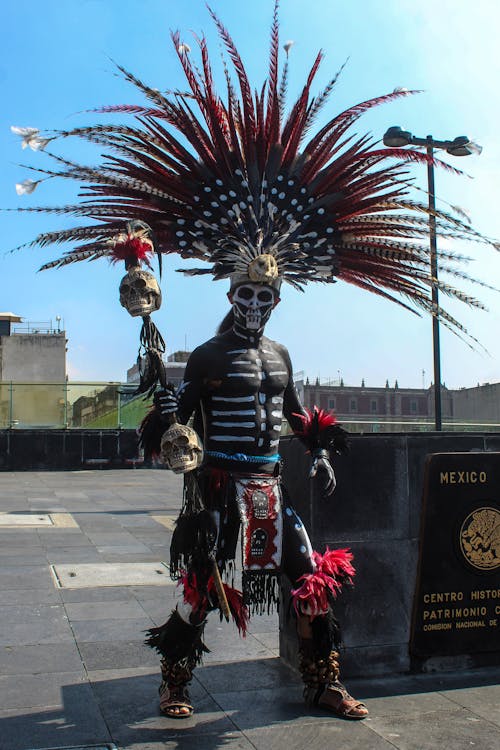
[{"x1": 383, "y1": 126, "x2": 482, "y2": 430}]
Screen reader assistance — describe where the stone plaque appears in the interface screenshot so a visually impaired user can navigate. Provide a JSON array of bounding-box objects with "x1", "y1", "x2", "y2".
[{"x1": 411, "y1": 452, "x2": 500, "y2": 658}]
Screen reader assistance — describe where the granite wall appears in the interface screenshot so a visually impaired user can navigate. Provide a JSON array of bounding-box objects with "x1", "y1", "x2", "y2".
[
  {"x1": 0, "y1": 429, "x2": 140, "y2": 470},
  {"x1": 278, "y1": 433, "x2": 500, "y2": 677}
]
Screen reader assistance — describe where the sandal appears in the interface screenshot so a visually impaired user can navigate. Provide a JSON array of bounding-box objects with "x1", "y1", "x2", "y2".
[
  {"x1": 160, "y1": 684, "x2": 194, "y2": 718},
  {"x1": 318, "y1": 683, "x2": 368, "y2": 720}
]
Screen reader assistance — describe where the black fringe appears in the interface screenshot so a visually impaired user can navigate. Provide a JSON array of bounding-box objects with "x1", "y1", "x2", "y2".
[
  {"x1": 134, "y1": 316, "x2": 168, "y2": 397},
  {"x1": 242, "y1": 571, "x2": 280, "y2": 614},
  {"x1": 144, "y1": 609, "x2": 209, "y2": 663},
  {"x1": 169, "y1": 472, "x2": 218, "y2": 580}
]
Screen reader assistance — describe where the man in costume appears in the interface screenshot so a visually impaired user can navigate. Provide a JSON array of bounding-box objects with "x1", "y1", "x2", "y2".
[
  {"x1": 10, "y1": 0, "x2": 494, "y2": 726},
  {"x1": 143, "y1": 262, "x2": 366, "y2": 719}
]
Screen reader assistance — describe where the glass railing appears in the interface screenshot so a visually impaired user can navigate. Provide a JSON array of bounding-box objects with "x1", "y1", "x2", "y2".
[
  {"x1": 0, "y1": 382, "x2": 153, "y2": 430},
  {"x1": 0, "y1": 382, "x2": 499, "y2": 432}
]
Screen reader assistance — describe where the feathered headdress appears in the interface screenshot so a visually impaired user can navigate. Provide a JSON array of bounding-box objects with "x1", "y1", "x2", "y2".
[{"x1": 10, "y1": 1, "x2": 497, "y2": 343}]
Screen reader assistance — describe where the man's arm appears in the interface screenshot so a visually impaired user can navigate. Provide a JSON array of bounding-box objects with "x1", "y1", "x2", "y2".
[
  {"x1": 280, "y1": 345, "x2": 337, "y2": 496},
  {"x1": 157, "y1": 346, "x2": 206, "y2": 426}
]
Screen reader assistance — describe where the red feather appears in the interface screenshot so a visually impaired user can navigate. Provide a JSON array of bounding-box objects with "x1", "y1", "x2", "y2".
[{"x1": 110, "y1": 236, "x2": 153, "y2": 263}]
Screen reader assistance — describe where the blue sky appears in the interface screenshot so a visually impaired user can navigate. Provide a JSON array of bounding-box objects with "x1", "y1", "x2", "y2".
[{"x1": 1, "y1": 0, "x2": 499, "y2": 388}]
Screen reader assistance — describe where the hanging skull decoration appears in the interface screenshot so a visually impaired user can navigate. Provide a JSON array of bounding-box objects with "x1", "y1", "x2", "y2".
[
  {"x1": 119, "y1": 267, "x2": 162, "y2": 318},
  {"x1": 232, "y1": 283, "x2": 275, "y2": 331},
  {"x1": 160, "y1": 423, "x2": 203, "y2": 473}
]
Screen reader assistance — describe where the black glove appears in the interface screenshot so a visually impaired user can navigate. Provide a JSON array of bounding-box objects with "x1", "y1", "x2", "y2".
[{"x1": 309, "y1": 448, "x2": 336, "y2": 496}]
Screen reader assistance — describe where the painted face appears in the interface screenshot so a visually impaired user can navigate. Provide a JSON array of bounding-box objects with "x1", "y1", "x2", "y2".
[{"x1": 231, "y1": 283, "x2": 276, "y2": 332}]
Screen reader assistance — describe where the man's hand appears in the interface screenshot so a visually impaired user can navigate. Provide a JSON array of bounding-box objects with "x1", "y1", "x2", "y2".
[
  {"x1": 309, "y1": 449, "x2": 336, "y2": 496},
  {"x1": 154, "y1": 388, "x2": 179, "y2": 416}
]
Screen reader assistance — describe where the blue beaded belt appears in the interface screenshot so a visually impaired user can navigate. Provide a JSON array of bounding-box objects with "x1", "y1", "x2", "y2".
[{"x1": 204, "y1": 450, "x2": 281, "y2": 464}]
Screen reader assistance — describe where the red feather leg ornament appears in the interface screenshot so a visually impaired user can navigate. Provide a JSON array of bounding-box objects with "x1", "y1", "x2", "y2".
[
  {"x1": 291, "y1": 546, "x2": 355, "y2": 618},
  {"x1": 180, "y1": 572, "x2": 249, "y2": 636}
]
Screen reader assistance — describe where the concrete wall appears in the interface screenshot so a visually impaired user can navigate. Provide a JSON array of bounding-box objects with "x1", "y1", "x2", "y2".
[
  {"x1": 452, "y1": 382, "x2": 500, "y2": 423},
  {"x1": 0, "y1": 333, "x2": 66, "y2": 382},
  {"x1": 278, "y1": 432, "x2": 500, "y2": 678}
]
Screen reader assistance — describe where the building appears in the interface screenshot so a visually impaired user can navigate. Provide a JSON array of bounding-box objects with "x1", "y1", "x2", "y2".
[
  {"x1": 297, "y1": 375, "x2": 499, "y2": 431},
  {"x1": 126, "y1": 350, "x2": 189, "y2": 388},
  {"x1": 451, "y1": 382, "x2": 500, "y2": 425},
  {"x1": 0, "y1": 313, "x2": 67, "y2": 428},
  {"x1": 0, "y1": 313, "x2": 66, "y2": 382}
]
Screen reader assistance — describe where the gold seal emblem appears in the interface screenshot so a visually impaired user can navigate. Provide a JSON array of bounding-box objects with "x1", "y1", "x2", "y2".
[{"x1": 459, "y1": 507, "x2": 500, "y2": 571}]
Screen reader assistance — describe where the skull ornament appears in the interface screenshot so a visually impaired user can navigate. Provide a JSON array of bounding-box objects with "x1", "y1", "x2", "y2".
[
  {"x1": 160, "y1": 423, "x2": 203, "y2": 473},
  {"x1": 250, "y1": 528, "x2": 268, "y2": 557},
  {"x1": 232, "y1": 283, "x2": 275, "y2": 332},
  {"x1": 119, "y1": 267, "x2": 162, "y2": 317},
  {"x1": 251, "y1": 489, "x2": 269, "y2": 519},
  {"x1": 248, "y1": 254, "x2": 279, "y2": 284}
]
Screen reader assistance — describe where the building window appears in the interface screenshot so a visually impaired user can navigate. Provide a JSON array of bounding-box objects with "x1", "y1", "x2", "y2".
[
  {"x1": 350, "y1": 398, "x2": 357, "y2": 413},
  {"x1": 328, "y1": 398, "x2": 336, "y2": 410},
  {"x1": 371, "y1": 399, "x2": 378, "y2": 413},
  {"x1": 410, "y1": 400, "x2": 418, "y2": 413}
]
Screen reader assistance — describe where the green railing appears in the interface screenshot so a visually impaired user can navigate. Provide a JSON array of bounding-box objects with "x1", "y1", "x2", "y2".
[{"x1": 1, "y1": 382, "x2": 499, "y2": 432}]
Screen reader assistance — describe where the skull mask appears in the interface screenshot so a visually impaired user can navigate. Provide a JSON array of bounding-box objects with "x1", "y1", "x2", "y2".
[
  {"x1": 160, "y1": 423, "x2": 203, "y2": 474},
  {"x1": 119, "y1": 267, "x2": 162, "y2": 318},
  {"x1": 232, "y1": 283, "x2": 275, "y2": 333}
]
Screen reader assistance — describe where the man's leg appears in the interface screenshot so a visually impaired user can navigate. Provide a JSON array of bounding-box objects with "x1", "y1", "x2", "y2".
[
  {"x1": 146, "y1": 600, "x2": 207, "y2": 718},
  {"x1": 282, "y1": 504, "x2": 368, "y2": 719}
]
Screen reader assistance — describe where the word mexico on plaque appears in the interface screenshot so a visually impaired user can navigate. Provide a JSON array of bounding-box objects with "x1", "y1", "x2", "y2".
[{"x1": 411, "y1": 452, "x2": 500, "y2": 659}]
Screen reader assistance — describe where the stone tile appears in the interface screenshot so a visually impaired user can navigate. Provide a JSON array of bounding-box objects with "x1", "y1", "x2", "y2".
[
  {"x1": 244, "y1": 720, "x2": 392, "y2": 750},
  {"x1": 0, "y1": 670, "x2": 88, "y2": 709},
  {"x1": 96, "y1": 544, "x2": 154, "y2": 555},
  {"x1": 59, "y1": 586, "x2": 136, "y2": 603},
  {"x1": 111, "y1": 735, "x2": 255, "y2": 750},
  {"x1": 0, "y1": 642, "x2": 83, "y2": 674},
  {"x1": 0, "y1": 553, "x2": 48, "y2": 566},
  {"x1": 0, "y1": 545, "x2": 44, "y2": 556},
  {"x1": 0, "y1": 588, "x2": 61, "y2": 605},
  {"x1": 78, "y1": 640, "x2": 160, "y2": 671},
  {"x1": 65, "y1": 598, "x2": 148, "y2": 621},
  {"x1": 88, "y1": 667, "x2": 237, "y2": 740},
  {"x1": 0, "y1": 565, "x2": 54, "y2": 591},
  {"x1": 211, "y1": 684, "x2": 318, "y2": 729},
  {"x1": 0, "y1": 701, "x2": 112, "y2": 750},
  {"x1": 203, "y1": 632, "x2": 276, "y2": 664},
  {"x1": 36, "y1": 530, "x2": 94, "y2": 546},
  {"x1": 441, "y1": 683, "x2": 500, "y2": 725},
  {"x1": 52, "y1": 561, "x2": 172, "y2": 588},
  {"x1": 367, "y1": 707, "x2": 500, "y2": 750},
  {"x1": 247, "y1": 611, "x2": 279, "y2": 633},
  {"x1": 70, "y1": 616, "x2": 154, "y2": 643},
  {"x1": 252, "y1": 631, "x2": 280, "y2": 652},
  {"x1": 364, "y1": 690, "x2": 460, "y2": 717},
  {"x1": 46, "y1": 548, "x2": 104, "y2": 564},
  {"x1": 0, "y1": 604, "x2": 74, "y2": 646},
  {"x1": 135, "y1": 594, "x2": 179, "y2": 623},
  {"x1": 196, "y1": 656, "x2": 297, "y2": 694}
]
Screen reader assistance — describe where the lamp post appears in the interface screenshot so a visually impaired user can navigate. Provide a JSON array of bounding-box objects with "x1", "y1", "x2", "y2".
[{"x1": 382, "y1": 127, "x2": 482, "y2": 430}]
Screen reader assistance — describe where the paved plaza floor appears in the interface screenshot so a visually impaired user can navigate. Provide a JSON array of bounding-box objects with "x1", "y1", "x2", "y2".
[{"x1": 0, "y1": 469, "x2": 499, "y2": 750}]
